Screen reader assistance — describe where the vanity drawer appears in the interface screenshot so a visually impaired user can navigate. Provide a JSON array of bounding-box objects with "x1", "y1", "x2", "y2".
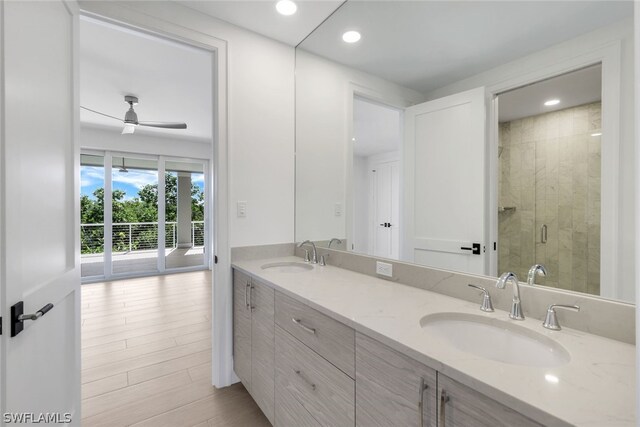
[
  {"x1": 275, "y1": 326, "x2": 355, "y2": 427},
  {"x1": 275, "y1": 291, "x2": 355, "y2": 377},
  {"x1": 275, "y1": 383, "x2": 321, "y2": 427}
]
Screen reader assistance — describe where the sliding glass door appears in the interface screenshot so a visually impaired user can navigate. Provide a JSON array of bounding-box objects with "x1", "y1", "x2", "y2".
[{"x1": 80, "y1": 151, "x2": 209, "y2": 281}]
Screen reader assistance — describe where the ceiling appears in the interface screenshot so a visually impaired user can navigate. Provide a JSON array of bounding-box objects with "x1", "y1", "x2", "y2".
[
  {"x1": 180, "y1": 0, "x2": 344, "y2": 46},
  {"x1": 353, "y1": 97, "x2": 401, "y2": 157},
  {"x1": 80, "y1": 16, "x2": 213, "y2": 141},
  {"x1": 499, "y1": 64, "x2": 602, "y2": 122},
  {"x1": 298, "y1": 1, "x2": 631, "y2": 94}
]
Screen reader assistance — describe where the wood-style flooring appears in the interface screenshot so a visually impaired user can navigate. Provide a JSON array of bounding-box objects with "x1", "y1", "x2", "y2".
[{"x1": 81, "y1": 271, "x2": 270, "y2": 427}]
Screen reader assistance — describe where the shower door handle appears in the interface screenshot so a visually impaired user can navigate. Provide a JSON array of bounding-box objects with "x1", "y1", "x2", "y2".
[{"x1": 541, "y1": 224, "x2": 547, "y2": 244}]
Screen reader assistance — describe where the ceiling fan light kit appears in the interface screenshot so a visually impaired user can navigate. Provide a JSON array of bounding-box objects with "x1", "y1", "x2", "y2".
[{"x1": 81, "y1": 95, "x2": 188, "y2": 135}]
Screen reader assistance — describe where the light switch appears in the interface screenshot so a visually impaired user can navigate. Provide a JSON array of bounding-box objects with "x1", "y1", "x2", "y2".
[
  {"x1": 237, "y1": 201, "x2": 247, "y2": 218},
  {"x1": 334, "y1": 202, "x2": 342, "y2": 217}
]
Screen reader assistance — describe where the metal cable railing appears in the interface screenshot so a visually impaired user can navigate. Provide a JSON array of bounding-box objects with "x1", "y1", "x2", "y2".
[{"x1": 81, "y1": 221, "x2": 205, "y2": 254}]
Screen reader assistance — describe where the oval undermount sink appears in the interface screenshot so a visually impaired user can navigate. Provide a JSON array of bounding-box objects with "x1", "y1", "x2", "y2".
[
  {"x1": 260, "y1": 262, "x2": 314, "y2": 273},
  {"x1": 420, "y1": 312, "x2": 570, "y2": 368}
]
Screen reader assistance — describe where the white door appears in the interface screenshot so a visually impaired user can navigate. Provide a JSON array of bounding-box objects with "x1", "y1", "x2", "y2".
[
  {"x1": 403, "y1": 87, "x2": 487, "y2": 275},
  {"x1": 1, "y1": 1, "x2": 80, "y2": 424},
  {"x1": 372, "y1": 160, "x2": 400, "y2": 259}
]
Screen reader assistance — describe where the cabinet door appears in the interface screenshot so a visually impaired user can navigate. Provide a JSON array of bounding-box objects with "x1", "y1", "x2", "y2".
[
  {"x1": 437, "y1": 374, "x2": 542, "y2": 427},
  {"x1": 251, "y1": 278, "x2": 275, "y2": 424},
  {"x1": 233, "y1": 269, "x2": 252, "y2": 389},
  {"x1": 355, "y1": 332, "x2": 436, "y2": 427}
]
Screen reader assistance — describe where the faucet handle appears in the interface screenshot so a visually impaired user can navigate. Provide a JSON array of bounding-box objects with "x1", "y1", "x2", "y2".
[
  {"x1": 319, "y1": 254, "x2": 329, "y2": 266},
  {"x1": 303, "y1": 249, "x2": 310, "y2": 263},
  {"x1": 468, "y1": 284, "x2": 494, "y2": 312},
  {"x1": 543, "y1": 304, "x2": 580, "y2": 330}
]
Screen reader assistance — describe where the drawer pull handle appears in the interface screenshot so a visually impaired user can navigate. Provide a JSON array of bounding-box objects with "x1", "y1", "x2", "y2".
[
  {"x1": 294, "y1": 369, "x2": 316, "y2": 391},
  {"x1": 291, "y1": 318, "x2": 316, "y2": 334},
  {"x1": 244, "y1": 282, "x2": 250, "y2": 310},
  {"x1": 418, "y1": 377, "x2": 429, "y2": 427},
  {"x1": 439, "y1": 390, "x2": 450, "y2": 426}
]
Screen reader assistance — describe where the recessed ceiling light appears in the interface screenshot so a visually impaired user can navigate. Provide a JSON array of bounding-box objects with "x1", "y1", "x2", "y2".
[
  {"x1": 544, "y1": 99, "x2": 560, "y2": 106},
  {"x1": 591, "y1": 132, "x2": 602, "y2": 137},
  {"x1": 352, "y1": 137, "x2": 356, "y2": 141},
  {"x1": 276, "y1": 0, "x2": 297, "y2": 16},
  {"x1": 342, "y1": 31, "x2": 361, "y2": 43}
]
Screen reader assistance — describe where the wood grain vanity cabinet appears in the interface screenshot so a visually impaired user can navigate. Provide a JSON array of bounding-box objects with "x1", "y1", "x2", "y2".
[
  {"x1": 232, "y1": 268, "x2": 548, "y2": 427},
  {"x1": 436, "y1": 374, "x2": 542, "y2": 427},
  {"x1": 355, "y1": 332, "x2": 437, "y2": 427},
  {"x1": 232, "y1": 269, "x2": 275, "y2": 424}
]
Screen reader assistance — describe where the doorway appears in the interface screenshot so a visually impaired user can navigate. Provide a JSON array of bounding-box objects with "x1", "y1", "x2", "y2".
[
  {"x1": 80, "y1": 152, "x2": 209, "y2": 281},
  {"x1": 351, "y1": 96, "x2": 402, "y2": 259}
]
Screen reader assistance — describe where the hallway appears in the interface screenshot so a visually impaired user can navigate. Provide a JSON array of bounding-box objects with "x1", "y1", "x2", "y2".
[{"x1": 80, "y1": 271, "x2": 269, "y2": 426}]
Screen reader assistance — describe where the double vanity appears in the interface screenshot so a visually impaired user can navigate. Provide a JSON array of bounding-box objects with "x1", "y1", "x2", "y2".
[{"x1": 232, "y1": 255, "x2": 635, "y2": 427}]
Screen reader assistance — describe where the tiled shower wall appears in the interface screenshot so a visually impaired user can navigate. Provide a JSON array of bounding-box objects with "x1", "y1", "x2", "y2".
[{"x1": 498, "y1": 102, "x2": 601, "y2": 295}]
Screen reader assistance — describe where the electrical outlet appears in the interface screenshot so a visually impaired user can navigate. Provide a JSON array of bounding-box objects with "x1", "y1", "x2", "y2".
[
  {"x1": 237, "y1": 201, "x2": 247, "y2": 218},
  {"x1": 376, "y1": 261, "x2": 393, "y2": 278},
  {"x1": 334, "y1": 203, "x2": 342, "y2": 216}
]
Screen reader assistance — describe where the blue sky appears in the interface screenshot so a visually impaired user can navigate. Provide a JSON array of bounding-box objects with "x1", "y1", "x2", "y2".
[{"x1": 81, "y1": 166, "x2": 204, "y2": 200}]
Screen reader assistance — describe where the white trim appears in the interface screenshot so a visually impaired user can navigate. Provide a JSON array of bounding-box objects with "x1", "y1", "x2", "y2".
[
  {"x1": 486, "y1": 42, "x2": 621, "y2": 299},
  {"x1": 104, "y1": 152, "x2": 113, "y2": 278},
  {"x1": 157, "y1": 155, "x2": 166, "y2": 273}
]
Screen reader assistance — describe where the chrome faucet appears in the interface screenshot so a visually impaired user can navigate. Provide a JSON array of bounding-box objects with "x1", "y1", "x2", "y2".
[
  {"x1": 468, "y1": 284, "x2": 494, "y2": 312},
  {"x1": 328, "y1": 238, "x2": 342, "y2": 248},
  {"x1": 527, "y1": 264, "x2": 547, "y2": 286},
  {"x1": 542, "y1": 304, "x2": 580, "y2": 330},
  {"x1": 496, "y1": 272, "x2": 524, "y2": 320},
  {"x1": 298, "y1": 240, "x2": 318, "y2": 264}
]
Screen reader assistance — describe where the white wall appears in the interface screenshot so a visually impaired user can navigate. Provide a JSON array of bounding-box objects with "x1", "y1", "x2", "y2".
[
  {"x1": 425, "y1": 18, "x2": 635, "y2": 301},
  {"x1": 295, "y1": 50, "x2": 424, "y2": 242},
  {"x1": 81, "y1": 125, "x2": 212, "y2": 159},
  {"x1": 80, "y1": 1, "x2": 296, "y2": 248}
]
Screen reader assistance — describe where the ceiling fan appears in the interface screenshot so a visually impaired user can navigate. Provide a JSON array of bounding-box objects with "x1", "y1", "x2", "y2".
[{"x1": 81, "y1": 95, "x2": 187, "y2": 135}]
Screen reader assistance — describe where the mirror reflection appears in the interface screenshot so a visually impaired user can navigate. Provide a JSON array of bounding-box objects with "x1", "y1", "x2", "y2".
[{"x1": 295, "y1": 1, "x2": 634, "y2": 302}]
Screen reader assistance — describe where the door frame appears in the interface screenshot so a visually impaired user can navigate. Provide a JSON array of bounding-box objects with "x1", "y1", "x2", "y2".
[
  {"x1": 487, "y1": 42, "x2": 621, "y2": 298},
  {"x1": 77, "y1": 6, "x2": 233, "y2": 386},
  {"x1": 346, "y1": 86, "x2": 408, "y2": 255}
]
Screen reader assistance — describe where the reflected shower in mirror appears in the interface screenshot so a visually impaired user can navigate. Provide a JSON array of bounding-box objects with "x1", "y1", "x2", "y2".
[
  {"x1": 497, "y1": 65, "x2": 602, "y2": 296},
  {"x1": 295, "y1": 1, "x2": 635, "y2": 303}
]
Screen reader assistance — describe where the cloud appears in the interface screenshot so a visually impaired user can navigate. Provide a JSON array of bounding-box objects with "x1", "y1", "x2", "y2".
[
  {"x1": 112, "y1": 170, "x2": 158, "y2": 189},
  {"x1": 192, "y1": 173, "x2": 205, "y2": 183}
]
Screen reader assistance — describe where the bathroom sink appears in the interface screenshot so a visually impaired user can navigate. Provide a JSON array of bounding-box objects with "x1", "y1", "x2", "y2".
[
  {"x1": 420, "y1": 312, "x2": 570, "y2": 368},
  {"x1": 260, "y1": 262, "x2": 313, "y2": 273}
]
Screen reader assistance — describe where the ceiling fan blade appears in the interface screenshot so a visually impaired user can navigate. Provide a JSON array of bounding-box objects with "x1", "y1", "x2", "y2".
[
  {"x1": 138, "y1": 121, "x2": 187, "y2": 129},
  {"x1": 81, "y1": 106, "x2": 123, "y2": 122}
]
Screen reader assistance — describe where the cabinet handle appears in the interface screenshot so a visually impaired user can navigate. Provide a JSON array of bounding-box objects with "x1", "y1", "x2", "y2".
[
  {"x1": 250, "y1": 285, "x2": 255, "y2": 311},
  {"x1": 291, "y1": 318, "x2": 316, "y2": 334},
  {"x1": 418, "y1": 377, "x2": 429, "y2": 427},
  {"x1": 439, "y1": 390, "x2": 450, "y2": 427},
  {"x1": 294, "y1": 369, "x2": 316, "y2": 391},
  {"x1": 244, "y1": 282, "x2": 250, "y2": 310}
]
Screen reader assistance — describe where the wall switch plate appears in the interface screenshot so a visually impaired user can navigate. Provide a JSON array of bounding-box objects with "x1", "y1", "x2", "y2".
[
  {"x1": 376, "y1": 261, "x2": 393, "y2": 278},
  {"x1": 237, "y1": 201, "x2": 247, "y2": 218},
  {"x1": 334, "y1": 202, "x2": 342, "y2": 216}
]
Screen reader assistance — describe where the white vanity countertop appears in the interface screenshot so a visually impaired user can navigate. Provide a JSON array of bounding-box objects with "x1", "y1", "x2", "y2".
[{"x1": 232, "y1": 256, "x2": 635, "y2": 427}]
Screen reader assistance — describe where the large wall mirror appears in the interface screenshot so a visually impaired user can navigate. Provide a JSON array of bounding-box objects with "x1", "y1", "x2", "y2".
[{"x1": 295, "y1": 1, "x2": 635, "y2": 303}]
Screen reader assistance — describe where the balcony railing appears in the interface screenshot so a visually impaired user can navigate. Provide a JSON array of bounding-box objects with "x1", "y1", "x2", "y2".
[{"x1": 81, "y1": 221, "x2": 205, "y2": 255}]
